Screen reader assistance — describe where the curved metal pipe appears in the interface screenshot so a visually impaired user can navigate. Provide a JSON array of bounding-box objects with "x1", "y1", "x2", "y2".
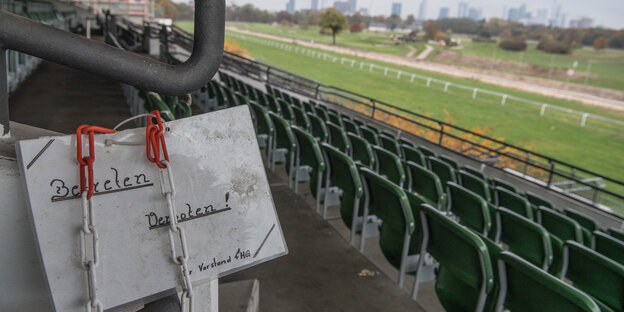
[{"x1": 0, "y1": 0, "x2": 224, "y2": 95}]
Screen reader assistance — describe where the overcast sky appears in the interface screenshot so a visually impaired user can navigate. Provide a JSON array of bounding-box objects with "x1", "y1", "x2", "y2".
[{"x1": 222, "y1": 0, "x2": 624, "y2": 29}]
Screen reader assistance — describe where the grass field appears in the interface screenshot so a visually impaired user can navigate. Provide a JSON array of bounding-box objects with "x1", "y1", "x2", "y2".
[{"x1": 176, "y1": 21, "x2": 624, "y2": 93}]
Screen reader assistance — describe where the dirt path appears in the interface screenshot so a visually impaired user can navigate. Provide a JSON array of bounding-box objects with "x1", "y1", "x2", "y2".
[
  {"x1": 406, "y1": 45, "x2": 417, "y2": 58},
  {"x1": 416, "y1": 45, "x2": 434, "y2": 60},
  {"x1": 227, "y1": 27, "x2": 624, "y2": 112}
]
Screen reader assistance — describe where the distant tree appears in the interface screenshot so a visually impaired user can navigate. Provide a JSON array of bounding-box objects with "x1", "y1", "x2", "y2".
[
  {"x1": 173, "y1": 2, "x2": 193, "y2": 20},
  {"x1": 405, "y1": 14, "x2": 415, "y2": 26},
  {"x1": 276, "y1": 11, "x2": 293, "y2": 24},
  {"x1": 258, "y1": 10, "x2": 275, "y2": 24},
  {"x1": 593, "y1": 37, "x2": 608, "y2": 51},
  {"x1": 478, "y1": 30, "x2": 491, "y2": 38},
  {"x1": 499, "y1": 38, "x2": 527, "y2": 51},
  {"x1": 349, "y1": 12, "x2": 364, "y2": 25},
  {"x1": 608, "y1": 30, "x2": 624, "y2": 49},
  {"x1": 387, "y1": 15, "x2": 401, "y2": 31},
  {"x1": 307, "y1": 11, "x2": 321, "y2": 26},
  {"x1": 155, "y1": 0, "x2": 178, "y2": 20},
  {"x1": 424, "y1": 21, "x2": 442, "y2": 40},
  {"x1": 319, "y1": 8, "x2": 348, "y2": 44},
  {"x1": 349, "y1": 22, "x2": 363, "y2": 33}
]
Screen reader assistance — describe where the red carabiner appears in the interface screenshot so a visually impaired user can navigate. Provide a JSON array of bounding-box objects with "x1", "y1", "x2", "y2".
[
  {"x1": 146, "y1": 111, "x2": 169, "y2": 169},
  {"x1": 76, "y1": 125, "x2": 115, "y2": 198}
]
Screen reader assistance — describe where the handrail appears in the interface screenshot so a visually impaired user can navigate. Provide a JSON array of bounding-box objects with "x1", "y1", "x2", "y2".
[{"x1": 0, "y1": 0, "x2": 224, "y2": 134}]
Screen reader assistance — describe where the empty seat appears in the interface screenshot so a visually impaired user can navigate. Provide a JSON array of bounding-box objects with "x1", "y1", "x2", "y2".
[
  {"x1": 565, "y1": 209, "x2": 598, "y2": 247},
  {"x1": 302, "y1": 101, "x2": 316, "y2": 114},
  {"x1": 496, "y1": 187, "x2": 533, "y2": 219},
  {"x1": 462, "y1": 165, "x2": 486, "y2": 180},
  {"x1": 278, "y1": 99, "x2": 295, "y2": 121},
  {"x1": 307, "y1": 113, "x2": 328, "y2": 142},
  {"x1": 380, "y1": 129, "x2": 396, "y2": 139},
  {"x1": 608, "y1": 228, "x2": 624, "y2": 243},
  {"x1": 438, "y1": 154, "x2": 460, "y2": 171},
  {"x1": 359, "y1": 167, "x2": 422, "y2": 288},
  {"x1": 249, "y1": 103, "x2": 274, "y2": 154},
  {"x1": 292, "y1": 127, "x2": 326, "y2": 212},
  {"x1": 373, "y1": 146, "x2": 406, "y2": 188},
  {"x1": 447, "y1": 182, "x2": 491, "y2": 236},
  {"x1": 321, "y1": 143, "x2": 364, "y2": 244},
  {"x1": 538, "y1": 207, "x2": 583, "y2": 244},
  {"x1": 398, "y1": 137, "x2": 415, "y2": 148},
  {"x1": 360, "y1": 126, "x2": 380, "y2": 145},
  {"x1": 379, "y1": 134, "x2": 401, "y2": 156},
  {"x1": 496, "y1": 251, "x2": 600, "y2": 312},
  {"x1": 458, "y1": 170, "x2": 492, "y2": 203},
  {"x1": 327, "y1": 122, "x2": 350, "y2": 155},
  {"x1": 413, "y1": 204, "x2": 494, "y2": 311},
  {"x1": 314, "y1": 105, "x2": 330, "y2": 122},
  {"x1": 291, "y1": 96, "x2": 303, "y2": 109},
  {"x1": 405, "y1": 162, "x2": 445, "y2": 210},
  {"x1": 268, "y1": 112, "x2": 297, "y2": 187},
  {"x1": 562, "y1": 241, "x2": 624, "y2": 312},
  {"x1": 266, "y1": 95, "x2": 281, "y2": 114},
  {"x1": 348, "y1": 133, "x2": 375, "y2": 169},
  {"x1": 292, "y1": 106, "x2": 311, "y2": 131},
  {"x1": 497, "y1": 208, "x2": 552, "y2": 270},
  {"x1": 401, "y1": 144, "x2": 426, "y2": 167},
  {"x1": 428, "y1": 156, "x2": 457, "y2": 191},
  {"x1": 491, "y1": 178, "x2": 518, "y2": 193},
  {"x1": 593, "y1": 231, "x2": 624, "y2": 265},
  {"x1": 526, "y1": 191, "x2": 555, "y2": 210},
  {"x1": 418, "y1": 145, "x2": 436, "y2": 158},
  {"x1": 342, "y1": 118, "x2": 360, "y2": 135},
  {"x1": 327, "y1": 111, "x2": 343, "y2": 128}
]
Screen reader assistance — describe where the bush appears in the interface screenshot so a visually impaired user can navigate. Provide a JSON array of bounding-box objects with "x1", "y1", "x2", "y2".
[
  {"x1": 472, "y1": 37, "x2": 496, "y2": 43},
  {"x1": 499, "y1": 39, "x2": 527, "y2": 51},
  {"x1": 349, "y1": 22, "x2": 362, "y2": 33},
  {"x1": 537, "y1": 39, "x2": 573, "y2": 54}
]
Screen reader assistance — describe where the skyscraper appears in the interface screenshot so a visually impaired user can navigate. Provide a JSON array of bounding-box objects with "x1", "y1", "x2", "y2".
[
  {"x1": 391, "y1": 2, "x2": 402, "y2": 17},
  {"x1": 438, "y1": 7, "x2": 449, "y2": 20},
  {"x1": 458, "y1": 2, "x2": 469, "y2": 18},
  {"x1": 311, "y1": 0, "x2": 319, "y2": 11},
  {"x1": 418, "y1": 0, "x2": 427, "y2": 21},
  {"x1": 468, "y1": 7, "x2": 482, "y2": 21},
  {"x1": 348, "y1": 0, "x2": 356, "y2": 13},
  {"x1": 286, "y1": 0, "x2": 295, "y2": 14}
]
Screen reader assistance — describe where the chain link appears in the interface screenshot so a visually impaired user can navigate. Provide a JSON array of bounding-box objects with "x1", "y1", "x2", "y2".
[{"x1": 159, "y1": 160, "x2": 194, "y2": 312}]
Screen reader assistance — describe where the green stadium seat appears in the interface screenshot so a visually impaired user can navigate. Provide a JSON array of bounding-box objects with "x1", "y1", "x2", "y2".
[
  {"x1": 447, "y1": 182, "x2": 491, "y2": 236},
  {"x1": 379, "y1": 134, "x2": 401, "y2": 156},
  {"x1": 495, "y1": 251, "x2": 600, "y2": 312},
  {"x1": 380, "y1": 129, "x2": 396, "y2": 138},
  {"x1": 292, "y1": 127, "x2": 326, "y2": 212},
  {"x1": 278, "y1": 99, "x2": 295, "y2": 121},
  {"x1": 458, "y1": 170, "x2": 492, "y2": 203},
  {"x1": 291, "y1": 96, "x2": 303, "y2": 109},
  {"x1": 307, "y1": 113, "x2": 329, "y2": 143},
  {"x1": 438, "y1": 154, "x2": 460, "y2": 171},
  {"x1": 491, "y1": 178, "x2": 518, "y2": 193},
  {"x1": 418, "y1": 145, "x2": 437, "y2": 158},
  {"x1": 538, "y1": 207, "x2": 583, "y2": 244},
  {"x1": 565, "y1": 209, "x2": 598, "y2": 247},
  {"x1": 526, "y1": 192, "x2": 555, "y2": 210},
  {"x1": 405, "y1": 162, "x2": 445, "y2": 210},
  {"x1": 327, "y1": 122, "x2": 350, "y2": 155},
  {"x1": 360, "y1": 126, "x2": 380, "y2": 146},
  {"x1": 401, "y1": 145, "x2": 426, "y2": 167},
  {"x1": 327, "y1": 111, "x2": 344, "y2": 128},
  {"x1": 562, "y1": 241, "x2": 624, "y2": 312},
  {"x1": 428, "y1": 156, "x2": 457, "y2": 191},
  {"x1": 548, "y1": 234, "x2": 564, "y2": 277},
  {"x1": 235, "y1": 93, "x2": 249, "y2": 106},
  {"x1": 314, "y1": 105, "x2": 330, "y2": 122},
  {"x1": 497, "y1": 208, "x2": 553, "y2": 270},
  {"x1": 266, "y1": 95, "x2": 281, "y2": 114},
  {"x1": 265, "y1": 83, "x2": 274, "y2": 96},
  {"x1": 373, "y1": 146, "x2": 406, "y2": 188},
  {"x1": 496, "y1": 187, "x2": 533, "y2": 219},
  {"x1": 413, "y1": 204, "x2": 494, "y2": 312},
  {"x1": 347, "y1": 133, "x2": 376, "y2": 169},
  {"x1": 608, "y1": 228, "x2": 624, "y2": 243},
  {"x1": 358, "y1": 168, "x2": 422, "y2": 288},
  {"x1": 302, "y1": 101, "x2": 316, "y2": 114},
  {"x1": 462, "y1": 165, "x2": 487, "y2": 180},
  {"x1": 593, "y1": 231, "x2": 624, "y2": 265},
  {"x1": 475, "y1": 232, "x2": 504, "y2": 312},
  {"x1": 352, "y1": 118, "x2": 365, "y2": 127},
  {"x1": 249, "y1": 103, "x2": 274, "y2": 154},
  {"x1": 281, "y1": 92, "x2": 293, "y2": 105},
  {"x1": 342, "y1": 117, "x2": 361, "y2": 135},
  {"x1": 398, "y1": 137, "x2": 415, "y2": 148},
  {"x1": 268, "y1": 112, "x2": 297, "y2": 188},
  {"x1": 292, "y1": 106, "x2": 311, "y2": 131},
  {"x1": 321, "y1": 143, "x2": 364, "y2": 245}
]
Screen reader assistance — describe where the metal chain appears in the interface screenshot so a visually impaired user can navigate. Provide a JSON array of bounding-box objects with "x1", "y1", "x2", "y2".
[{"x1": 159, "y1": 160, "x2": 194, "y2": 312}]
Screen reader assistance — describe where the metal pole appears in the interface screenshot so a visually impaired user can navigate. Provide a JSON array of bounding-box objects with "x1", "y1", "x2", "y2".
[{"x1": 0, "y1": 47, "x2": 8, "y2": 136}]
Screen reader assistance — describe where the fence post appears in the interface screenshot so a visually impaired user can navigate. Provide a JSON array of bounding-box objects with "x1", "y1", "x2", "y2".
[
  {"x1": 581, "y1": 113, "x2": 589, "y2": 127},
  {"x1": 523, "y1": 152, "x2": 531, "y2": 176},
  {"x1": 472, "y1": 88, "x2": 478, "y2": 99},
  {"x1": 371, "y1": 100, "x2": 376, "y2": 119},
  {"x1": 360, "y1": 62, "x2": 364, "y2": 70},
  {"x1": 426, "y1": 78, "x2": 431, "y2": 87},
  {"x1": 351, "y1": 60, "x2": 355, "y2": 67},
  {"x1": 370, "y1": 64, "x2": 373, "y2": 72},
  {"x1": 438, "y1": 123, "x2": 445, "y2": 145},
  {"x1": 384, "y1": 67, "x2": 388, "y2": 76},
  {"x1": 547, "y1": 161, "x2": 555, "y2": 187},
  {"x1": 501, "y1": 94, "x2": 507, "y2": 105},
  {"x1": 444, "y1": 82, "x2": 450, "y2": 92},
  {"x1": 411, "y1": 74, "x2": 415, "y2": 83},
  {"x1": 540, "y1": 104, "x2": 547, "y2": 116},
  {"x1": 315, "y1": 83, "x2": 320, "y2": 100},
  {"x1": 340, "y1": 57, "x2": 345, "y2": 65},
  {"x1": 265, "y1": 67, "x2": 271, "y2": 82},
  {"x1": 397, "y1": 71, "x2": 401, "y2": 79}
]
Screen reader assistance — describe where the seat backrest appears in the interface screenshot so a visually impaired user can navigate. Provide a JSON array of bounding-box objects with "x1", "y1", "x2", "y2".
[
  {"x1": 292, "y1": 106, "x2": 311, "y2": 131},
  {"x1": 266, "y1": 95, "x2": 281, "y2": 114},
  {"x1": 359, "y1": 168, "x2": 416, "y2": 269},
  {"x1": 497, "y1": 208, "x2": 552, "y2": 270},
  {"x1": 373, "y1": 146, "x2": 406, "y2": 188},
  {"x1": 342, "y1": 118, "x2": 360, "y2": 135},
  {"x1": 420, "y1": 204, "x2": 494, "y2": 312},
  {"x1": 291, "y1": 96, "x2": 302, "y2": 109},
  {"x1": 401, "y1": 144, "x2": 426, "y2": 167},
  {"x1": 406, "y1": 162, "x2": 445, "y2": 210},
  {"x1": 438, "y1": 154, "x2": 460, "y2": 171},
  {"x1": 307, "y1": 113, "x2": 328, "y2": 142},
  {"x1": 327, "y1": 111, "x2": 343, "y2": 128},
  {"x1": 565, "y1": 209, "x2": 598, "y2": 246},
  {"x1": 327, "y1": 122, "x2": 350, "y2": 154},
  {"x1": 292, "y1": 127, "x2": 326, "y2": 197},
  {"x1": 593, "y1": 231, "x2": 624, "y2": 265},
  {"x1": 538, "y1": 207, "x2": 583, "y2": 243},
  {"x1": 314, "y1": 105, "x2": 329, "y2": 121},
  {"x1": 526, "y1": 191, "x2": 554, "y2": 210},
  {"x1": 462, "y1": 165, "x2": 486, "y2": 180},
  {"x1": 491, "y1": 178, "x2": 517, "y2": 193},
  {"x1": 496, "y1": 186, "x2": 533, "y2": 219},
  {"x1": 418, "y1": 145, "x2": 437, "y2": 158},
  {"x1": 302, "y1": 101, "x2": 316, "y2": 114},
  {"x1": 447, "y1": 182, "x2": 491, "y2": 236},
  {"x1": 347, "y1": 133, "x2": 375, "y2": 169},
  {"x1": 497, "y1": 251, "x2": 601, "y2": 312},
  {"x1": 278, "y1": 99, "x2": 295, "y2": 121},
  {"x1": 249, "y1": 103, "x2": 274, "y2": 137},
  {"x1": 608, "y1": 228, "x2": 624, "y2": 243},
  {"x1": 360, "y1": 126, "x2": 380, "y2": 146},
  {"x1": 398, "y1": 137, "x2": 415, "y2": 148},
  {"x1": 379, "y1": 134, "x2": 401, "y2": 156},
  {"x1": 236, "y1": 90, "x2": 250, "y2": 105},
  {"x1": 322, "y1": 143, "x2": 364, "y2": 229},
  {"x1": 265, "y1": 83, "x2": 274, "y2": 96},
  {"x1": 428, "y1": 156, "x2": 457, "y2": 189},
  {"x1": 563, "y1": 241, "x2": 624, "y2": 312},
  {"x1": 458, "y1": 170, "x2": 491, "y2": 202},
  {"x1": 268, "y1": 112, "x2": 296, "y2": 152}
]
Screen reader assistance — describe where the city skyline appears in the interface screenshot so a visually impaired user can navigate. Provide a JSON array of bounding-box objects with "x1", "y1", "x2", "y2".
[{"x1": 220, "y1": 0, "x2": 624, "y2": 29}]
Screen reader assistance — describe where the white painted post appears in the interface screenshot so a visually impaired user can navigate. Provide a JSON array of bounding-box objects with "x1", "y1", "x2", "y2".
[
  {"x1": 472, "y1": 88, "x2": 478, "y2": 99},
  {"x1": 86, "y1": 19, "x2": 91, "y2": 39},
  {"x1": 341, "y1": 58, "x2": 345, "y2": 65},
  {"x1": 384, "y1": 68, "x2": 388, "y2": 76},
  {"x1": 351, "y1": 60, "x2": 355, "y2": 67},
  {"x1": 501, "y1": 94, "x2": 507, "y2": 105},
  {"x1": 581, "y1": 113, "x2": 589, "y2": 127},
  {"x1": 540, "y1": 104, "x2": 547, "y2": 116},
  {"x1": 397, "y1": 71, "x2": 401, "y2": 79},
  {"x1": 411, "y1": 74, "x2": 415, "y2": 83},
  {"x1": 333, "y1": 57, "x2": 338, "y2": 62},
  {"x1": 370, "y1": 64, "x2": 373, "y2": 72},
  {"x1": 360, "y1": 62, "x2": 364, "y2": 70},
  {"x1": 427, "y1": 78, "x2": 431, "y2": 87},
  {"x1": 444, "y1": 82, "x2": 450, "y2": 92}
]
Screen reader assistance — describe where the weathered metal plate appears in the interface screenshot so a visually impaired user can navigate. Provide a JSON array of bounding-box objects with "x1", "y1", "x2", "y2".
[{"x1": 16, "y1": 106, "x2": 287, "y2": 312}]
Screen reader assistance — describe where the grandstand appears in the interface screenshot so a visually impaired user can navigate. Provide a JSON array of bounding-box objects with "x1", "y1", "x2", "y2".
[{"x1": 1, "y1": 0, "x2": 624, "y2": 311}]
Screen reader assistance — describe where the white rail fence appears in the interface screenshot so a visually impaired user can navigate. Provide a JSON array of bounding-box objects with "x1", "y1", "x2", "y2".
[{"x1": 228, "y1": 32, "x2": 624, "y2": 130}]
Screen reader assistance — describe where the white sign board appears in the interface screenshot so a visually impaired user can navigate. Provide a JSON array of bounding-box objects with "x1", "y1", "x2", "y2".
[{"x1": 16, "y1": 106, "x2": 287, "y2": 312}]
